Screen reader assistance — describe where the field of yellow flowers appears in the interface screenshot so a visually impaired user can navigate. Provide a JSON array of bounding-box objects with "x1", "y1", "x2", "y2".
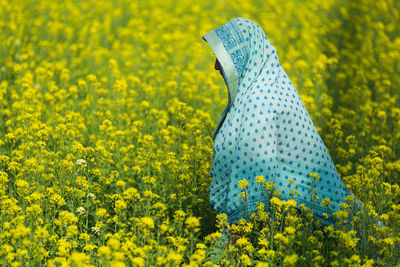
[{"x1": 0, "y1": 0, "x2": 399, "y2": 266}]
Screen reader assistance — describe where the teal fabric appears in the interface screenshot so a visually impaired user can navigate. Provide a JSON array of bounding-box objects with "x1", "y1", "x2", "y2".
[{"x1": 202, "y1": 17, "x2": 365, "y2": 227}]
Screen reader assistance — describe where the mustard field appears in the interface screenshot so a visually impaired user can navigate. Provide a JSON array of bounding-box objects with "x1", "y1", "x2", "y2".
[{"x1": 0, "y1": 0, "x2": 399, "y2": 266}]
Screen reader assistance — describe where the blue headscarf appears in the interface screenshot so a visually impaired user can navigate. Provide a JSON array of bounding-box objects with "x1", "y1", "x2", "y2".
[{"x1": 202, "y1": 17, "x2": 364, "y2": 227}]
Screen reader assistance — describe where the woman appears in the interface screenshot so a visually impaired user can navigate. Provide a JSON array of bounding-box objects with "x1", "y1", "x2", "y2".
[{"x1": 202, "y1": 17, "x2": 366, "y2": 241}]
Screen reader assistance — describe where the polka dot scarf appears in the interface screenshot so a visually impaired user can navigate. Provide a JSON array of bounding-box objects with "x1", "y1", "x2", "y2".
[{"x1": 202, "y1": 17, "x2": 364, "y2": 227}]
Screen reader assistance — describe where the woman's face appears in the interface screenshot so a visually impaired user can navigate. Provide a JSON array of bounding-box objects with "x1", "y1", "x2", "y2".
[{"x1": 215, "y1": 58, "x2": 223, "y2": 77}]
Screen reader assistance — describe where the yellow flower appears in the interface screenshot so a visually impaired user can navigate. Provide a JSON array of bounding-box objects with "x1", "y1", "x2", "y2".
[
  {"x1": 97, "y1": 246, "x2": 112, "y2": 259},
  {"x1": 50, "y1": 194, "x2": 66, "y2": 207},
  {"x1": 123, "y1": 188, "x2": 141, "y2": 200},
  {"x1": 166, "y1": 252, "x2": 183, "y2": 265},
  {"x1": 338, "y1": 230, "x2": 360, "y2": 249},
  {"x1": 67, "y1": 225, "x2": 79, "y2": 237},
  {"x1": 185, "y1": 216, "x2": 201, "y2": 232},
  {"x1": 236, "y1": 237, "x2": 251, "y2": 247},
  {"x1": 12, "y1": 223, "x2": 31, "y2": 239},
  {"x1": 83, "y1": 244, "x2": 98, "y2": 252},
  {"x1": 131, "y1": 257, "x2": 145, "y2": 267},
  {"x1": 284, "y1": 226, "x2": 296, "y2": 235},
  {"x1": 239, "y1": 191, "x2": 248, "y2": 200},
  {"x1": 139, "y1": 217, "x2": 155, "y2": 229},
  {"x1": 238, "y1": 179, "x2": 249, "y2": 190},
  {"x1": 56, "y1": 239, "x2": 71, "y2": 257},
  {"x1": 379, "y1": 214, "x2": 389, "y2": 224},
  {"x1": 204, "y1": 232, "x2": 222, "y2": 243},
  {"x1": 114, "y1": 199, "x2": 127, "y2": 213},
  {"x1": 274, "y1": 233, "x2": 289, "y2": 246},
  {"x1": 68, "y1": 252, "x2": 91, "y2": 266},
  {"x1": 109, "y1": 261, "x2": 125, "y2": 267},
  {"x1": 174, "y1": 210, "x2": 186, "y2": 222},
  {"x1": 258, "y1": 237, "x2": 270, "y2": 248},
  {"x1": 96, "y1": 208, "x2": 108, "y2": 218},
  {"x1": 0, "y1": 170, "x2": 9, "y2": 184},
  {"x1": 321, "y1": 198, "x2": 332, "y2": 208},
  {"x1": 116, "y1": 180, "x2": 127, "y2": 188},
  {"x1": 156, "y1": 256, "x2": 166, "y2": 265},
  {"x1": 54, "y1": 211, "x2": 78, "y2": 226},
  {"x1": 86, "y1": 73, "x2": 97, "y2": 83},
  {"x1": 263, "y1": 181, "x2": 276, "y2": 191},
  {"x1": 256, "y1": 175, "x2": 266, "y2": 184},
  {"x1": 107, "y1": 238, "x2": 120, "y2": 250},
  {"x1": 196, "y1": 243, "x2": 207, "y2": 250},
  {"x1": 152, "y1": 202, "x2": 167, "y2": 213},
  {"x1": 286, "y1": 199, "x2": 297, "y2": 209},
  {"x1": 283, "y1": 254, "x2": 299, "y2": 267},
  {"x1": 309, "y1": 173, "x2": 320, "y2": 181},
  {"x1": 240, "y1": 254, "x2": 252, "y2": 266},
  {"x1": 216, "y1": 213, "x2": 228, "y2": 227},
  {"x1": 160, "y1": 224, "x2": 170, "y2": 235},
  {"x1": 190, "y1": 248, "x2": 206, "y2": 264},
  {"x1": 26, "y1": 204, "x2": 42, "y2": 216},
  {"x1": 270, "y1": 197, "x2": 283, "y2": 209},
  {"x1": 15, "y1": 179, "x2": 30, "y2": 195}
]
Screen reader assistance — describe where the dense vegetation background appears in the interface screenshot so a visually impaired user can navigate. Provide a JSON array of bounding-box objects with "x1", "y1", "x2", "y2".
[{"x1": 0, "y1": 0, "x2": 399, "y2": 266}]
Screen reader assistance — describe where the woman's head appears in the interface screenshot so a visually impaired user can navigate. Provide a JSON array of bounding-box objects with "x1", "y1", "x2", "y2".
[
  {"x1": 203, "y1": 17, "x2": 280, "y2": 141},
  {"x1": 202, "y1": 17, "x2": 278, "y2": 107},
  {"x1": 215, "y1": 57, "x2": 223, "y2": 76}
]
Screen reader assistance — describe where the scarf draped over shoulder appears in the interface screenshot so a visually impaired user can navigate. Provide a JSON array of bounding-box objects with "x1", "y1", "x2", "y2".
[{"x1": 202, "y1": 17, "x2": 363, "y2": 226}]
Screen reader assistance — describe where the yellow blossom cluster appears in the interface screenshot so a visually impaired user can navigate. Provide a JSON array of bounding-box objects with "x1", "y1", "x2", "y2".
[{"x1": 0, "y1": 0, "x2": 399, "y2": 266}]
